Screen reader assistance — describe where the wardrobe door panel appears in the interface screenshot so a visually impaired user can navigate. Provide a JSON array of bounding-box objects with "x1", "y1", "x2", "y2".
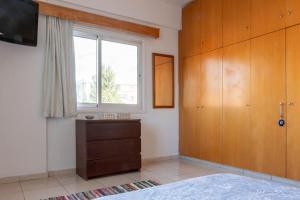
[
  {"x1": 251, "y1": 0, "x2": 286, "y2": 37},
  {"x1": 250, "y1": 30, "x2": 286, "y2": 177},
  {"x1": 199, "y1": 49, "x2": 222, "y2": 107},
  {"x1": 287, "y1": 0, "x2": 300, "y2": 27},
  {"x1": 180, "y1": 56, "x2": 201, "y2": 157},
  {"x1": 198, "y1": 49, "x2": 222, "y2": 162},
  {"x1": 182, "y1": 56, "x2": 201, "y2": 108},
  {"x1": 222, "y1": 41, "x2": 251, "y2": 169},
  {"x1": 223, "y1": 0, "x2": 250, "y2": 46},
  {"x1": 181, "y1": 1, "x2": 201, "y2": 58},
  {"x1": 181, "y1": 108, "x2": 199, "y2": 157},
  {"x1": 200, "y1": 0, "x2": 222, "y2": 53},
  {"x1": 286, "y1": 25, "x2": 300, "y2": 181}
]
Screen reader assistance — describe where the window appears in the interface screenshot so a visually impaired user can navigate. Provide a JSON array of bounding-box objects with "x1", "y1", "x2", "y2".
[{"x1": 74, "y1": 28, "x2": 143, "y2": 112}]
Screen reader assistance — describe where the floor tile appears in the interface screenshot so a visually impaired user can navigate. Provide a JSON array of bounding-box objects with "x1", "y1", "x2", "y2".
[
  {"x1": 23, "y1": 186, "x2": 68, "y2": 200},
  {"x1": 63, "y1": 180, "x2": 100, "y2": 194},
  {"x1": 0, "y1": 192, "x2": 24, "y2": 200},
  {"x1": 20, "y1": 177, "x2": 61, "y2": 191},
  {"x1": 125, "y1": 171, "x2": 157, "y2": 181},
  {"x1": 0, "y1": 182, "x2": 22, "y2": 195},
  {"x1": 169, "y1": 169, "x2": 220, "y2": 182},
  {"x1": 94, "y1": 174, "x2": 133, "y2": 188},
  {"x1": 125, "y1": 171, "x2": 171, "y2": 184},
  {"x1": 145, "y1": 164, "x2": 200, "y2": 178},
  {"x1": 55, "y1": 174, "x2": 86, "y2": 185}
]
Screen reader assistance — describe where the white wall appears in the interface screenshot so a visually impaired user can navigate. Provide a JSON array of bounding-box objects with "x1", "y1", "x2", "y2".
[
  {"x1": 0, "y1": 17, "x2": 47, "y2": 178},
  {"x1": 0, "y1": 0, "x2": 180, "y2": 177},
  {"x1": 45, "y1": 0, "x2": 182, "y2": 30}
]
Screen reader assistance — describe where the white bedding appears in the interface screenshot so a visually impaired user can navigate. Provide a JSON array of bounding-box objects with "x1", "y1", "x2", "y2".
[{"x1": 98, "y1": 173, "x2": 300, "y2": 200}]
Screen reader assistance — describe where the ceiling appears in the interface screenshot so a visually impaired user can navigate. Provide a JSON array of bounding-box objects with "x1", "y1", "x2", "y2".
[{"x1": 162, "y1": 0, "x2": 194, "y2": 7}]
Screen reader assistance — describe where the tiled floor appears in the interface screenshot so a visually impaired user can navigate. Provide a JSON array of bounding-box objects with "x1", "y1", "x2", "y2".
[
  {"x1": 0, "y1": 158, "x2": 296, "y2": 200},
  {"x1": 0, "y1": 158, "x2": 224, "y2": 200}
]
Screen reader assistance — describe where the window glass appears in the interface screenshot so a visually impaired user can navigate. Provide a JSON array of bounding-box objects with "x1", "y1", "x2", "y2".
[
  {"x1": 101, "y1": 40, "x2": 138, "y2": 105},
  {"x1": 74, "y1": 36, "x2": 98, "y2": 106}
]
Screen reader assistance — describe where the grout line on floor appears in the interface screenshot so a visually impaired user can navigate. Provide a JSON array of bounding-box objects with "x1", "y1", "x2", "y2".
[
  {"x1": 53, "y1": 175, "x2": 73, "y2": 195},
  {"x1": 18, "y1": 181, "x2": 26, "y2": 200}
]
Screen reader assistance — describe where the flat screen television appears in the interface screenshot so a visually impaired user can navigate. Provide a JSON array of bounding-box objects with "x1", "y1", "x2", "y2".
[{"x1": 0, "y1": 0, "x2": 39, "y2": 46}]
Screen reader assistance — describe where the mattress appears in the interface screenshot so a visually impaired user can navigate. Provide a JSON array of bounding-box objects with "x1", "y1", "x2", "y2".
[{"x1": 99, "y1": 173, "x2": 300, "y2": 200}]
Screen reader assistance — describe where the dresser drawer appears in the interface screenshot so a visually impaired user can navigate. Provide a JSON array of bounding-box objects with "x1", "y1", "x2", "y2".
[
  {"x1": 86, "y1": 122, "x2": 140, "y2": 141},
  {"x1": 87, "y1": 155, "x2": 141, "y2": 178},
  {"x1": 87, "y1": 139, "x2": 141, "y2": 160}
]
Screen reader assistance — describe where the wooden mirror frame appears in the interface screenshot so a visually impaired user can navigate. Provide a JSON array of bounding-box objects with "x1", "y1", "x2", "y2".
[{"x1": 152, "y1": 53, "x2": 175, "y2": 109}]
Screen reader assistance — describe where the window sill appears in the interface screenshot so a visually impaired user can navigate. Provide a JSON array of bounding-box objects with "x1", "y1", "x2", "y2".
[{"x1": 76, "y1": 106, "x2": 146, "y2": 115}]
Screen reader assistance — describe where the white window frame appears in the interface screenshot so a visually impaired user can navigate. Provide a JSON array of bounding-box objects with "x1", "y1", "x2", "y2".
[
  {"x1": 74, "y1": 24, "x2": 145, "y2": 113},
  {"x1": 74, "y1": 31, "x2": 99, "y2": 109}
]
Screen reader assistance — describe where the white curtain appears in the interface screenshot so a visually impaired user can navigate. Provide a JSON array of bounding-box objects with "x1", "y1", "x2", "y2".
[{"x1": 43, "y1": 16, "x2": 77, "y2": 118}]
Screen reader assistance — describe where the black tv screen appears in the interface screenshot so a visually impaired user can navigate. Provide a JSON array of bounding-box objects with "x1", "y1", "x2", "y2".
[{"x1": 0, "y1": 0, "x2": 39, "y2": 46}]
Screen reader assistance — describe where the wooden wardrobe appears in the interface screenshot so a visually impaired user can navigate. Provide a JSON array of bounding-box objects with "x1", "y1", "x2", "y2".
[{"x1": 180, "y1": 0, "x2": 300, "y2": 181}]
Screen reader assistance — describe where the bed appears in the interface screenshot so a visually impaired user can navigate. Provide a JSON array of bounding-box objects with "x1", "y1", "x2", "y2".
[{"x1": 99, "y1": 173, "x2": 300, "y2": 200}]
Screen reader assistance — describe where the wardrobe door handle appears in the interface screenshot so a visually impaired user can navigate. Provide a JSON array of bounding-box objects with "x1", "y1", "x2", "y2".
[
  {"x1": 288, "y1": 102, "x2": 294, "y2": 106},
  {"x1": 279, "y1": 102, "x2": 284, "y2": 118},
  {"x1": 278, "y1": 102, "x2": 285, "y2": 127}
]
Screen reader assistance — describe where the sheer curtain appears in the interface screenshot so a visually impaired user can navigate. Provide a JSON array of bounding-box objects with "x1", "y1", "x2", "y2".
[{"x1": 43, "y1": 16, "x2": 77, "y2": 118}]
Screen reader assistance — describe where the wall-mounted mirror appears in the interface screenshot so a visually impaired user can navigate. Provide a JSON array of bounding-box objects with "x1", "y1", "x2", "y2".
[{"x1": 152, "y1": 53, "x2": 175, "y2": 108}]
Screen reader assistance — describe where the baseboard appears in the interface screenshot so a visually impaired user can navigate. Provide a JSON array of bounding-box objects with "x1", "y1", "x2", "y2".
[
  {"x1": 0, "y1": 172, "x2": 48, "y2": 184},
  {"x1": 48, "y1": 168, "x2": 76, "y2": 177},
  {"x1": 19, "y1": 172, "x2": 48, "y2": 181},
  {"x1": 0, "y1": 176, "x2": 19, "y2": 184},
  {"x1": 0, "y1": 169, "x2": 77, "y2": 184},
  {"x1": 180, "y1": 156, "x2": 300, "y2": 187},
  {"x1": 142, "y1": 155, "x2": 179, "y2": 165}
]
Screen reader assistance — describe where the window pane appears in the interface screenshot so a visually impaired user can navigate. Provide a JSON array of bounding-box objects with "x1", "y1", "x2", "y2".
[
  {"x1": 74, "y1": 36, "x2": 98, "y2": 105},
  {"x1": 101, "y1": 40, "x2": 138, "y2": 105}
]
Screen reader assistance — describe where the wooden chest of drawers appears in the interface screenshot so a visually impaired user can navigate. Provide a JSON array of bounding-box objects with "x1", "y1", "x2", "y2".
[{"x1": 76, "y1": 119, "x2": 141, "y2": 180}]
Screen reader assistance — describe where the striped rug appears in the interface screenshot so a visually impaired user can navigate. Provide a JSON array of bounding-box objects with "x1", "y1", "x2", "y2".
[{"x1": 44, "y1": 180, "x2": 160, "y2": 200}]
